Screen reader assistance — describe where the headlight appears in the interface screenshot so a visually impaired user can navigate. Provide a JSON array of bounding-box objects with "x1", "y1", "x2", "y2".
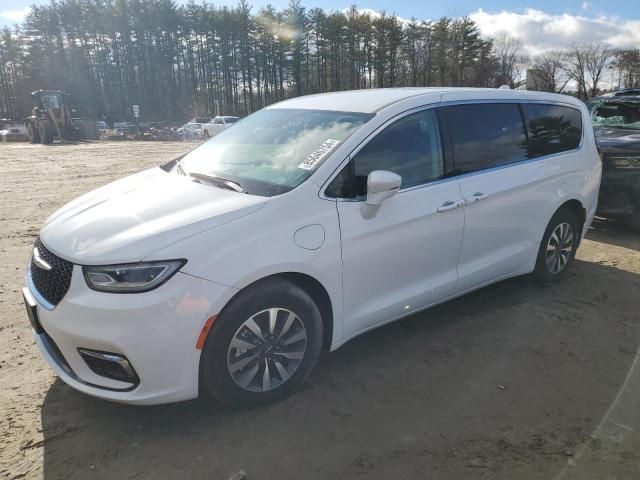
[
  {"x1": 611, "y1": 156, "x2": 640, "y2": 169},
  {"x1": 83, "y1": 260, "x2": 186, "y2": 293}
]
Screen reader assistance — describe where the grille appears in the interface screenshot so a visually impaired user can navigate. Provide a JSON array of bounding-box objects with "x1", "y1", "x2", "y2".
[{"x1": 30, "y1": 238, "x2": 73, "y2": 306}]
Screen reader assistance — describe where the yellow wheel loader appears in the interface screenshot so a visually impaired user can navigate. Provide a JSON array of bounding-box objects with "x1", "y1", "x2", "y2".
[{"x1": 24, "y1": 90, "x2": 81, "y2": 144}]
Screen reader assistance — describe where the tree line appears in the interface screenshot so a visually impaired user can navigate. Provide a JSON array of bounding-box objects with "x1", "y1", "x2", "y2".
[
  {"x1": 529, "y1": 45, "x2": 639, "y2": 99},
  {"x1": 0, "y1": 0, "x2": 639, "y2": 123}
]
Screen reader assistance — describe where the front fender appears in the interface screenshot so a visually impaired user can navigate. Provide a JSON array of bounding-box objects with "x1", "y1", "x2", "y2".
[{"x1": 146, "y1": 185, "x2": 344, "y2": 347}]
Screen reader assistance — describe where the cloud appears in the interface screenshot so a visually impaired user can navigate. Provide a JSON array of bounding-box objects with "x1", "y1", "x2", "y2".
[
  {"x1": 0, "y1": 7, "x2": 31, "y2": 24},
  {"x1": 470, "y1": 8, "x2": 640, "y2": 56}
]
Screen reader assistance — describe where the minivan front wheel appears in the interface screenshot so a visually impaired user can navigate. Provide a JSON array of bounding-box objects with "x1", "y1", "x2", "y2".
[
  {"x1": 534, "y1": 208, "x2": 579, "y2": 285},
  {"x1": 200, "y1": 278, "x2": 323, "y2": 408}
]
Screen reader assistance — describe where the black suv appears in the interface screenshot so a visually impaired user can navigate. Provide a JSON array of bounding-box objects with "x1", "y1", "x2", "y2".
[{"x1": 588, "y1": 89, "x2": 640, "y2": 231}]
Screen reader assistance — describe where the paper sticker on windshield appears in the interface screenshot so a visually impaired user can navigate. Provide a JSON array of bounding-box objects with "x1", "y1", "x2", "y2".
[{"x1": 298, "y1": 139, "x2": 341, "y2": 170}]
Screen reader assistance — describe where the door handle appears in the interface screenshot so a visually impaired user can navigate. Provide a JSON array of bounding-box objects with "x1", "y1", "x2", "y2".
[
  {"x1": 437, "y1": 200, "x2": 464, "y2": 213},
  {"x1": 465, "y1": 192, "x2": 489, "y2": 204}
]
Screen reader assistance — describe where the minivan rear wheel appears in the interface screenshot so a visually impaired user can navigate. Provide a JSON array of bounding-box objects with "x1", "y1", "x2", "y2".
[
  {"x1": 534, "y1": 208, "x2": 579, "y2": 285},
  {"x1": 200, "y1": 278, "x2": 323, "y2": 408}
]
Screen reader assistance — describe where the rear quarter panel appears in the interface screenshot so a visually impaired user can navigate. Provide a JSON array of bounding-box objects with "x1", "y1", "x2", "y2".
[{"x1": 527, "y1": 99, "x2": 601, "y2": 265}]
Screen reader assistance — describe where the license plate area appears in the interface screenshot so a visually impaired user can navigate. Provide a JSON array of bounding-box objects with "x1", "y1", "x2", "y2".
[{"x1": 22, "y1": 287, "x2": 44, "y2": 334}]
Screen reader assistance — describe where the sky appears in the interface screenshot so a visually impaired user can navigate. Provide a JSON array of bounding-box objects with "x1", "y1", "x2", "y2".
[{"x1": 1, "y1": 0, "x2": 639, "y2": 55}]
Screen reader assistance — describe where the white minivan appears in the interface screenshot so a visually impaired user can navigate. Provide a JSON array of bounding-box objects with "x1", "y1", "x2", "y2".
[{"x1": 23, "y1": 88, "x2": 601, "y2": 407}]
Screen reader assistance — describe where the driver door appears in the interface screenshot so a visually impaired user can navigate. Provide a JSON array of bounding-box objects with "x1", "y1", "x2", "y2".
[{"x1": 328, "y1": 108, "x2": 465, "y2": 339}]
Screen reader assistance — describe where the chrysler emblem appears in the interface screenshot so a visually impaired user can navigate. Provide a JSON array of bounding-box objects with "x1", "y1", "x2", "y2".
[{"x1": 33, "y1": 247, "x2": 52, "y2": 271}]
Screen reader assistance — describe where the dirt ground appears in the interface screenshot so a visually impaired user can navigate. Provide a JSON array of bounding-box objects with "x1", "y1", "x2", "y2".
[{"x1": 1, "y1": 141, "x2": 639, "y2": 480}]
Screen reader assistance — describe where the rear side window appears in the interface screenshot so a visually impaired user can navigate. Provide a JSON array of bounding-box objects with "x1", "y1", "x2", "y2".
[
  {"x1": 522, "y1": 104, "x2": 582, "y2": 157},
  {"x1": 441, "y1": 103, "x2": 527, "y2": 174},
  {"x1": 326, "y1": 109, "x2": 444, "y2": 198}
]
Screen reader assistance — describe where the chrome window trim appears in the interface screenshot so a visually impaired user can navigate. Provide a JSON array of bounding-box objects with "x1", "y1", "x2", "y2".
[{"x1": 319, "y1": 99, "x2": 586, "y2": 202}]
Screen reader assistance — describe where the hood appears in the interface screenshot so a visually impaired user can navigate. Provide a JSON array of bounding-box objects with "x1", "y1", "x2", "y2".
[
  {"x1": 40, "y1": 167, "x2": 267, "y2": 265},
  {"x1": 594, "y1": 126, "x2": 640, "y2": 155}
]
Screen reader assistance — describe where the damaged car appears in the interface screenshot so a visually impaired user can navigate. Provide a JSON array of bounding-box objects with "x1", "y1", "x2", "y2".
[{"x1": 588, "y1": 90, "x2": 640, "y2": 230}]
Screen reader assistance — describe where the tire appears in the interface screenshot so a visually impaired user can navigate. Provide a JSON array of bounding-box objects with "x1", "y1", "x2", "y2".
[
  {"x1": 533, "y1": 208, "x2": 580, "y2": 285},
  {"x1": 38, "y1": 120, "x2": 54, "y2": 144},
  {"x1": 201, "y1": 278, "x2": 323, "y2": 408},
  {"x1": 64, "y1": 125, "x2": 80, "y2": 141},
  {"x1": 27, "y1": 122, "x2": 40, "y2": 143},
  {"x1": 203, "y1": 129, "x2": 210, "y2": 138}
]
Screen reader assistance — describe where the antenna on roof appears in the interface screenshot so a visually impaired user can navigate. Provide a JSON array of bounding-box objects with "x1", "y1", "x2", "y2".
[{"x1": 498, "y1": 85, "x2": 511, "y2": 90}]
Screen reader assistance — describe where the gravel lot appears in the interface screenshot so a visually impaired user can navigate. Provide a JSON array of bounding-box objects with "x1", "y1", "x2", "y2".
[{"x1": 1, "y1": 141, "x2": 639, "y2": 479}]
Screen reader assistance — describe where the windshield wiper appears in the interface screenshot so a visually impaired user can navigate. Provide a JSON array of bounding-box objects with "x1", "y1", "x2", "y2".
[{"x1": 188, "y1": 172, "x2": 246, "y2": 193}]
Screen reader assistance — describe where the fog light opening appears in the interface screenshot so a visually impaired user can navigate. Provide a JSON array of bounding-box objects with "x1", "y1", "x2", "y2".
[{"x1": 78, "y1": 348, "x2": 139, "y2": 385}]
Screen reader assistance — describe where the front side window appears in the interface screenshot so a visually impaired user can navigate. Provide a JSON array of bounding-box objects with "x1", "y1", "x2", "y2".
[
  {"x1": 523, "y1": 103, "x2": 582, "y2": 157},
  {"x1": 326, "y1": 109, "x2": 444, "y2": 198},
  {"x1": 213, "y1": 118, "x2": 224, "y2": 125},
  {"x1": 179, "y1": 108, "x2": 373, "y2": 196},
  {"x1": 441, "y1": 103, "x2": 527, "y2": 174}
]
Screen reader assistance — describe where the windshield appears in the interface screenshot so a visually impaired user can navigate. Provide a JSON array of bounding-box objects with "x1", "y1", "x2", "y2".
[
  {"x1": 41, "y1": 94, "x2": 61, "y2": 109},
  {"x1": 179, "y1": 108, "x2": 373, "y2": 196},
  {"x1": 589, "y1": 98, "x2": 640, "y2": 129}
]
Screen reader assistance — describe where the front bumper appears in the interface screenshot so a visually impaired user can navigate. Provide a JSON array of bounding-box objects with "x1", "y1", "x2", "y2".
[
  {"x1": 597, "y1": 169, "x2": 640, "y2": 218},
  {"x1": 25, "y1": 264, "x2": 236, "y2": 405}
]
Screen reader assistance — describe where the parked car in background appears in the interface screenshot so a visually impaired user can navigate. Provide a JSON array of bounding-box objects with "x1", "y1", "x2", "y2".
[
  {"x1": 0, "y1": 124, "x2": 29, "y2": 142},
  {"x1": 176, "y1": 122, "x2": 203, "y2": 139},
  {"x1": 587, "y1": 90, "x2": 640, "y2": 230},
  {"x1": 96, "y1": 121, "x2": 109, "y2": 132},
  {"x1": 112, "y1": 122, "x2": 137, "y2": 135},
  {"x1": 23, "y1": 88, "x2": 600, "y2": 408},
  {"x1": 202, "y1": 116, "x2": 240, "y2": 137}
]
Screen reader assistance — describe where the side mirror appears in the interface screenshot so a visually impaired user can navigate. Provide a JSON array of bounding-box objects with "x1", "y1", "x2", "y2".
[{"x1": 366, "y1": 170, "x2": 401, "y2": 206}]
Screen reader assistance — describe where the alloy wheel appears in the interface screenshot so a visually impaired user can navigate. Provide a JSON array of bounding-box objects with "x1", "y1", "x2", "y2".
[
  {"x1": 546, "y1": 222, "x2": 574, "y2": 274},
  {"x1": 226, "y1": 308, "x2": 307, "y2": 392}
]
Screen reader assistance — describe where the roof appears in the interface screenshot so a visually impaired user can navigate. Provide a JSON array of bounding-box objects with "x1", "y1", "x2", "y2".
[
  {"x1": 591, "y1": 94, "x2": 640, "y2": 103},
  {"x1": 268, "y1": 87, "x2": 581, "y2": 113},
  {"x1": 268, "y1": 88, "x2": 441, "y2": 113},
  {"x1": 614, "y1": 88, "x2": 640, "y2": 97}
]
